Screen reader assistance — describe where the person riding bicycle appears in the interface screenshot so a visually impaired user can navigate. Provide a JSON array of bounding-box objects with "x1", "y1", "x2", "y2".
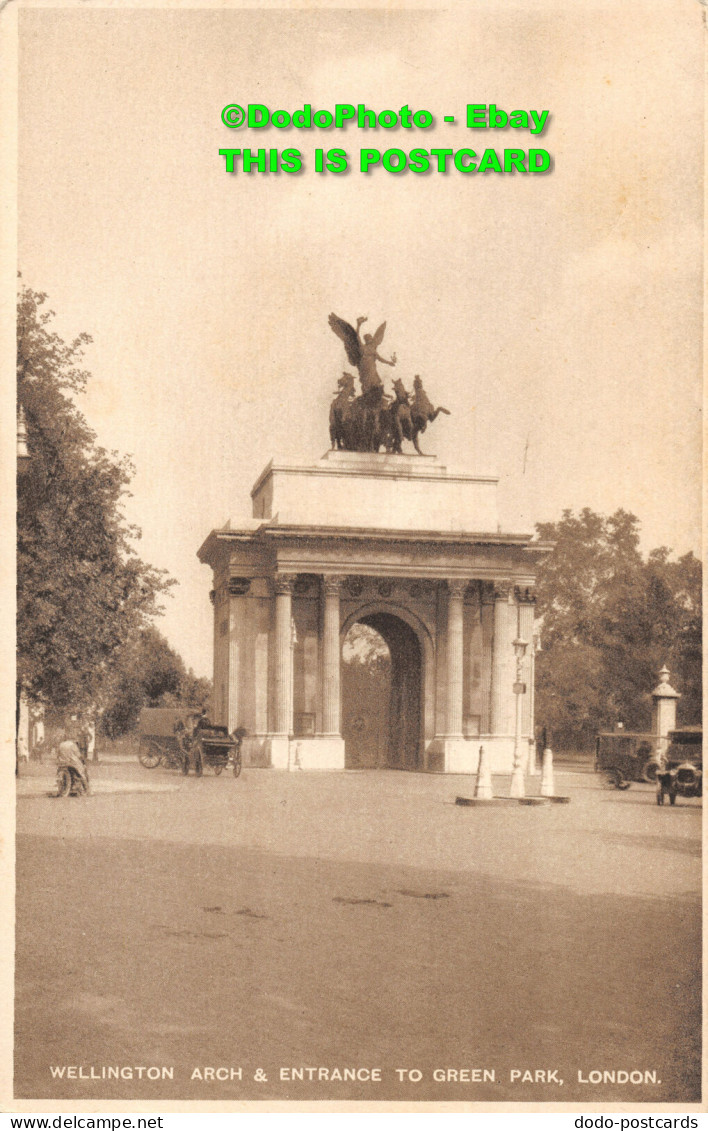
[{"x1": 56, "y1": 732, "x2": 90, "y2": 793}]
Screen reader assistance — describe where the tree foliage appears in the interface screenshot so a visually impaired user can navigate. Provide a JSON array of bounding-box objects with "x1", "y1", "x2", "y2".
[
  {"x1": 100, "y1": 626, "x2": 212, "y2": 738},
  {"x1": 17, "y1": 285, "x2": 175, "y2": 713},
  {"x1": 534, "y1": 508, "x2": 702, "y2": 750}
]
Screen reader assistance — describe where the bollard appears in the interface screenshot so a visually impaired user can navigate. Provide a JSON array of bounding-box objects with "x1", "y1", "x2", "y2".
[
  {"x1": 474, "y1": 745, "x2": 494, "y2": 800},
  {"x1": 528, "y1": 739, "x2": 540, "y2": 777},
  {"x1": 540, "y1": 747, "x2": 555, "y2": 797},
  {"x1": 509, "y1": 760, "x2": 526, "y2": 798}
]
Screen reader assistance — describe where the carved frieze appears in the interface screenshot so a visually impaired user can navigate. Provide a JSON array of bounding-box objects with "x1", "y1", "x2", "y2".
[
  {"x1": 408, "y1": 580, "x2": 437, "y2": 599},
  {"x1": 377, "y1": 579, "x2": 395, "y2": 598},
  {"x1": 293, "y1": 575, "x2": 314, "y2": 595},
  {"x1": 344, "y1": 576, "x2": 366, "y2": 598}
]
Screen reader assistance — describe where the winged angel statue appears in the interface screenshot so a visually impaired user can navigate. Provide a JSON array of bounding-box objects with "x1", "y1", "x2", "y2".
[{"x1": 328, "y1": 313, "x2": 449, "y2": 454}]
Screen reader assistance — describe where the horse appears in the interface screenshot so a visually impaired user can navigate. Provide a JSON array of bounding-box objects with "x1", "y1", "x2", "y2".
[
  {"x1": 384, "y1": 378, "x2": 418, "y2": 454},
  {"x1": 329, "y1": 374, "x2": 356, "y2": 450}
]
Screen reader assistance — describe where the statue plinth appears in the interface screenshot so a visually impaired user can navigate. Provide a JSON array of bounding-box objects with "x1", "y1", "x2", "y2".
[{"x1": 251, "y1": 452, "x2": 500, "y2": 535}]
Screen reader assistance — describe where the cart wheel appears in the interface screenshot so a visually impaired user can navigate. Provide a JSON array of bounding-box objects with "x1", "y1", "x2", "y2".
[
  {"x1": 214, "y1": 764, "x2": 223, "y2": 776},
  {"x1": 603, "y1": 768, "x2": 623, "y2": 790},
  {"x1": 233, "y1": 751, "x2": 242, "y2": 779},
  {"x1": 55, "y1": 768, "x2": 72, "y2": 797},
  {"x1": 138, "y1": 740, "x2": 162, "y2": 770}
]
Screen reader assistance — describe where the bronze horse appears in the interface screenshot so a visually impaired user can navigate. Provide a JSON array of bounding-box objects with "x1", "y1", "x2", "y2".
[
  {"x1": 382, "y1": 378, "x2": 449, "y2": 454},
  {"x1": 330, "y1": 375, "x2": 389, "y2": 452}
]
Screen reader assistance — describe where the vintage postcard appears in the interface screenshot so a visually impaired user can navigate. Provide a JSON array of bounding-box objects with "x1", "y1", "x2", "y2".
[{"x1": 3, "y1": 0, "x2": 704, "y2": 1115}]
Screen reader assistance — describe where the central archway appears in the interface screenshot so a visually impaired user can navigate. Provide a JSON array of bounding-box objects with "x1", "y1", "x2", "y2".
[{"x1": 342, "y1": 611, "x2": 423, "y2": 770}]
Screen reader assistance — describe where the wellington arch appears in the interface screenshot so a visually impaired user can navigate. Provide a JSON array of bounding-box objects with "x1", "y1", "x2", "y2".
[{"x1": 197, "y1": 449, "x2": 552, "y2": 775}]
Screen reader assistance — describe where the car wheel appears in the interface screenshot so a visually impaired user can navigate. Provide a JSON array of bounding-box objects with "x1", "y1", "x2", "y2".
[
  {"x1": 603, "y1": 768, "x2": 623, "y2": 789},
  {"x1": 642, "y1": 759, "x2": 661, "y2": 783}
]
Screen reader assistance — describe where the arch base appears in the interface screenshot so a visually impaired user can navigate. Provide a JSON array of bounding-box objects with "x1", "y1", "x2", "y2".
[
  {"x1": 266, "y1": 735, "x2": 346, "y2": 771},
  {"x1": 426, "y1": 736, "x2": 531, "y2": 775}
]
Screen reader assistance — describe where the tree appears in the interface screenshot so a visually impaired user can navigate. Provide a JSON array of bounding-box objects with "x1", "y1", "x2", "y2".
[
  {"x1": 17, "y1": 285, "x2": 174, "y2": 717},
  {"x1": 534, "y1": 508, "x2": 702, "y2": 750},
  {"x1": 100, "y1": 627, "x2": 212, "y2": 738}
]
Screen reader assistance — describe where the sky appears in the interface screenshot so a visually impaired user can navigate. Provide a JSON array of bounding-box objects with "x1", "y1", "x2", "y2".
[{"x1": 15, "y1": 0, "x2": 703, "y2": 678}]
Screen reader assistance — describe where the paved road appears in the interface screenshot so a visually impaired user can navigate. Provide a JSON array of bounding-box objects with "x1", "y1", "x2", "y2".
[{"x1": 15, "y1": 761, "x2": 701, "y2": 1104}]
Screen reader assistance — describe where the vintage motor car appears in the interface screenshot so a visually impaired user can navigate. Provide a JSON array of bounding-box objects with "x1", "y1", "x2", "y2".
[
  {"x1": 656, "y1": 726, "x2": 702, "y2": 806},
  {"x1": 595, "y1": 731, "x2": 662, "y2": 790}
]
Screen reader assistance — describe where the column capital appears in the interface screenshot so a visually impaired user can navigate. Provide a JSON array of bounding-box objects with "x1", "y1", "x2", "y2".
[
  {"x1": 447, "y1": 579, "x2": 468, "y2": 599},
  {"x1": 228, "y1": 577, "x2": 251, "y2": 597},
  {"x1": 322, "y1": 574, "x2": 345, "y2": 597},
  {"x1": 273, "y1": 573, "x2": 296, "y2": 596},
  {"x1": 493, "y1": 580, "x2": 514, "y2": 602},
  {"x1": 514, "y1": 586, "x2": 537, "y2": 606}
]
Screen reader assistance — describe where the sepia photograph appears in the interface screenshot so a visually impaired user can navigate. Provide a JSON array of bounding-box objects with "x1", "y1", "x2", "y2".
[{"x1": 5, "y1": 0, "x2": 703, "y2": 1113}]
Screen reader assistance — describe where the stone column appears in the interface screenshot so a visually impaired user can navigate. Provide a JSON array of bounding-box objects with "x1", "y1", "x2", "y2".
[
  {"x1": 490, "y1": 581, "x2": 514, "y2": 735},
  {"x1": 445, "y1": 580, "x2": 467, "y2": 737},
  {"x1": 273, "y1": 574, "x2": 295, "y2": 736},
  {"x1": 321, "y1": 575, "x2": 343, "y2": 735},
  {"x1": 227, "y1": 631, "x2": 240, "y2": 734},
  {"x1": 480, "y1": 583, "x2": 495, "y2": 734},
  {"x1": 516, "y1": 588, "x2": 537, "y2": 737},
  {"x1": 227, "y1": 578, "x2": 251, "y2": 734}
]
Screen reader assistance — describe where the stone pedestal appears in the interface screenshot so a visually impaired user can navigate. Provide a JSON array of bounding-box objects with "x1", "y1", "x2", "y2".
[
  {"x1": 289, "y1": 737, "x2": 346, "y2": 771},
  {"x1": 251, "y1": 451, "x2": 500, "y2": 533},
  {"x1": 651, "y1": 666, "x2": 680, "y2": 758},
  {"x1": 266, "y1": 735, "x2": 291, "y2": 770}
]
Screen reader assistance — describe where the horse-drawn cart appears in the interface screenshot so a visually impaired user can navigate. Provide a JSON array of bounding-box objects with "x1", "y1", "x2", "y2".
[
  {"x1": 137, "y1": 708, "x2": 244, "y2": 777},
  {"x1": 189, "y1": 723, "x2": 245, "y2": 777}
]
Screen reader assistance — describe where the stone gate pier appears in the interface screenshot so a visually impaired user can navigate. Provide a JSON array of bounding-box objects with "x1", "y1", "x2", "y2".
[{"x1": 198, "y1": 451, "x2": 551, "y2": 774}]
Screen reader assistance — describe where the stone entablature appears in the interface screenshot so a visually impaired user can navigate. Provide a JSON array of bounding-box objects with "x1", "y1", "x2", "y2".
[{"x1": 198, "y1": 456, "x2": 551, "y2": 775}]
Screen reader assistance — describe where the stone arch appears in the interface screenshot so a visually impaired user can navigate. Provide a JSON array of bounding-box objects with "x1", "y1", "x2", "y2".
[{"x1": 340, "y1": 601, "x2": 435, "y2": 769}]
